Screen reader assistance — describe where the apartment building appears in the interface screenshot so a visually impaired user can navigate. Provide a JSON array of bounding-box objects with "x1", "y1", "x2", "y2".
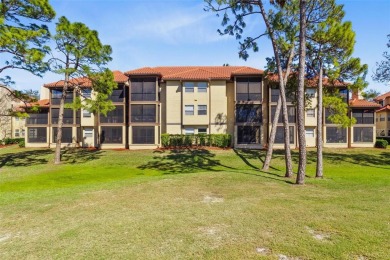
[
  {"x1": 0, "y1": 86, "x2": 27, "y2": 140},
  {"x1": 374, "y1": 91, "x2": 390, "y2": 137},
  {"x1": 24, "y1": 66, "x2": 380, "y2": 149}
]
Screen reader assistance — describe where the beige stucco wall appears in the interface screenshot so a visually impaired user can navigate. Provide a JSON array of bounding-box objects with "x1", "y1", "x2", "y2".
[
  {"x1": 182, "y1": 82, "x2": 209, "y2": 126},
  {"x1": 226, "y1": 82, "x2": 235, "y2": 138},
  {"x1": 209, "y1": 80, "x2": 227, "y2": 134},
  {"x1": 165, "y1": 81, "x2": 182, "y2": 134},
  {"x1": 376, "y1": 111, "x2": 389, "y2": 137}
]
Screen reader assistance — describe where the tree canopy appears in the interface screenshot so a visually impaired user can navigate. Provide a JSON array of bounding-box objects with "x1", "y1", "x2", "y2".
[{"x1": 372, "y1": 34, "x2": 390, "y2": 83}]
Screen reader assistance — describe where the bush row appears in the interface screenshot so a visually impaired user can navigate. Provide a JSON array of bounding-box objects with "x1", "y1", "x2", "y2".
[
  {"x1": 375, "y1": 139, "x2": 388, "y2": 149},
  {"x1": 161, "y1": 134, "x2": 231, "y2": 148},
  {"x1": 1, "y1": 138, "x2": 24, "y2": 145}
]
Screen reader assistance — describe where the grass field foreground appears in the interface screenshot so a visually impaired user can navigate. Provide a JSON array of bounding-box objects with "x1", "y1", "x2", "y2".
[{"x1": 0, "y1": 145, "x2": 389, "y2": 259}]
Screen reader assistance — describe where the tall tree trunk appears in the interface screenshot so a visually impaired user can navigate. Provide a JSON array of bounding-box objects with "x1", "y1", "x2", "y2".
[
  {"x1": 296, "y1": 0, "x2": 307, "y2": 185},
  {"x1": 316, "y1": 63, "x2": 323, "y2": 178},
  {"x1": 258, "y1": 1, "x2": 293, "y2": 177},
  {"x1": 54, "y1": 72, "x2": 69, "y2": 164}
]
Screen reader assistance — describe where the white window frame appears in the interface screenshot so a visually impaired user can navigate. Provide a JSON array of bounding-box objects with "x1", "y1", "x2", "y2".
[
  {"x1": 15, "y1": 129, "x2": 20, "y2": 137},
  {"x1": 83, "y1": 109, "x2": 92, "y2": 118},
  {"x1": 82, "y1": 89, "x2": 92, "y2": 98},
  {"x1": 84, "y1": 128, "x2": 93, "y2": 138},
  {"x1": 307, "y1": 108, "x2": 315, "y2": 117},
  {"x1": 184, "y1": 82, "x2": 194, "y2": 93},
  {"x1": 185, "y1": 128, "x2": 195, "y2": 135},
  {"x1": 198, "y1": 105, "x2": 207, "y2": 115},
  {"x1": 185, "y1": 105, "x2": 194, "y2": 115},
  {"x1": 305, "y1": 128, "x2": 315, "y2": 138},
  {"x1": 198, "y1": 82, "x2": 207, "y2": 93}
]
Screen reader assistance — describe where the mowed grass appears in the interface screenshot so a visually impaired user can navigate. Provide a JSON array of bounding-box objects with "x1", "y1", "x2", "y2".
[{"x1": 0, "y1": 145, "x2": 389, "y2": 259}]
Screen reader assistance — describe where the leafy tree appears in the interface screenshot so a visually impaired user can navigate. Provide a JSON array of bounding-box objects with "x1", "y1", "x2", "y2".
[
  {"x1": 205, "y1": 0, "x2": 294, "y2": 177},
  {"x1": 50, "y1": 16, "x2": 116, "y2": 164},
  {"x1": 0, "y1": 0, "x2": 55, "y2": 119},
  {"x1": 373, "y1": 34, "x2": 390, "y2": 83},
  {"x1": 0, "y1": 0, "x2": 55, "y2": 86},
  {"x1": 361, "y1": 89, "x2": 380, "y2": 101}
]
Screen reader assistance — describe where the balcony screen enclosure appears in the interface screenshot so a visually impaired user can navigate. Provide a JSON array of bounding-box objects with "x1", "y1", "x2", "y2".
[
  {"x1": 101, "y1": 126, "x2": 122, "y2": 144},
  {"x1": 236, "y1": 77, "x2": 262, "y2": 101},
  {"x1": 52, "y1": 127, "x2": 73, "y2": 143},
  {"x1": 352, "y1": 109, "x2": 374, "y2": 124},
  {"x1": 28, "y1": 127, "x2": 47, "y2": 143},
  {"x1": 132, "y1": 126, "x2": 155, "y2": 144},
  {"x1": 326, "y1": 127, "x2": 347, "y2": 143},
  {"x1": 236, "y1": 104, "x2": 262, "y2": 123},
  {"x1": 51, "y1": 108, "x2": 74, "y2": 124},
  {"x1": 353, "y1": 127, "x2": 373, "y2": 142},
  {"x1": 237, "y1": 126, "x2": 260, "y2": 144},
  {"x1": 27, "y1": 113, "x2": 48, "y2": 124},
  {"x1": 275, "y1": 126, "x2": 294, "y2": 144},
  {"x1": 131, "y1": 105, "x2": 156, "y2": 122},
  {"x1": 100, "y1": 106, "x2": 124, "y2": 123},
  {"x1": 131, "y1": 78, "x2": 156, "y2": 101}
]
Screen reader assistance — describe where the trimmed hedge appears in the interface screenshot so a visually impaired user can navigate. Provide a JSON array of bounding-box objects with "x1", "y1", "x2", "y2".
[
  {"x1": 161, "y1": 134, "x2": 231, "y2": 148},
  {"x1": 375, "y1": 139, "x2": 388, "y2": 149},
  {"x1": 376, "y1": 137, "x2": 390, "y2": 143},
  {"x1": 2, "y1": 138, "x2": 24, "y2": 145}
]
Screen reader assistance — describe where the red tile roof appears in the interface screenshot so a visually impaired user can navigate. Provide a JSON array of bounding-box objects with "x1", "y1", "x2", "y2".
[
  {"x1": 376, "y1": 105, "x2": 390, "y2": 112},
  {"x1": 266, "y1": 73, "x2": 349, "y2": 87},
  {"x1": 374, "y1": 91, "x2": 390, "y2": 101},
  {"x1": 21, "y1": 99, "x2": 50, "y2": 108},
  {"x1": 125, "y1": 66, "x2": 264, "y2": 80},
  {"x1": 44, "y1": 70, "x2": 127, "y2": 88},
  {"x1": 349, "y1": 99, "x2": 381, "y2": 108}
]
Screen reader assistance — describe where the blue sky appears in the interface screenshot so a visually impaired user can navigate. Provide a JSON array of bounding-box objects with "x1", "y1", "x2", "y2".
[{"x1": 6, "y1": 0, "x2": 390, "y2": 94}]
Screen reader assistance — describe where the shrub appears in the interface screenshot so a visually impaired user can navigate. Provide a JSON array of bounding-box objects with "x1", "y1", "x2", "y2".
[
  {"x1": 3, "y1": 138, "x2": 24, "y2": 145},
  {"x1": 376, "y1": 137, "x2": 390, "y2": 144},
  {"x1": 18, "y1": 139, "x2": 25, "y2": 148},
  {"x1": 161, "y1": 134, "x2": 231, "y2": 148},
  {"x1": 375, "y1": 139, "x2": 388, "y2": 149}
]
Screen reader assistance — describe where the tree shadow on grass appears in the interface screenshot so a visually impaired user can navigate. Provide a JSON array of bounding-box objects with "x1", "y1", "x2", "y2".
[
  {"x1": 0, "y1": 149, "x2": 52, "y2": 169},
  {"x1": 0, "y1": 148, "x2": 105, "y2": 169},
  {"x1": 61, "y1": 148, "x2": 105, "y2": 164},
  {"x1": 138, "y1": 148, "x2": 236, "y2": 174}
]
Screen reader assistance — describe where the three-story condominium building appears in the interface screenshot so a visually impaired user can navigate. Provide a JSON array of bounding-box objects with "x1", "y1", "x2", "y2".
[{"x1": 24, "y1": 66, "x2": 380, "y2": 149}]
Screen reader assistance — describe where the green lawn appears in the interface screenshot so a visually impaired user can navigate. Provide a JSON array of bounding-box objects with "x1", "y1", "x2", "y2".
[{"x1": 0, "y1": 145, "x2": 389, "y2": 259}]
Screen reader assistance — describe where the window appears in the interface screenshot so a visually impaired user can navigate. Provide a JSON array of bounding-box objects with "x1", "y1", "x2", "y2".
[
  {"x1": 275, "y1": 126, "x2": 294, "y2": 144},
  {"x1": 100, "y1": 106, "x2": 124, "y2": 123},
  {"x1": 83, "y1": 109, "x2": 91, "y2": 118},
  {"x1": 307, "y1": 109, "x2": 315, "y2": 118},
  {"x1": 305, "y1": 127, "x2": 315, "y2": 138},
  {"x1": 51, "y1": 89, "x2": 73, "y2": 105},
  {"x1": 198, "y1": 128, "x2": 207, "y2": 134},
  {"x1": 15, "y1": 129, "x2": 19, "y2": 137},
  {"x1": 236, "y1": 77, "x2": 262, "y2": 101},
  {"x1": 27, "y1": 113, "x2": 48, "y2": 124},
  {"x1": 185, "y1": 128, "x2": 195, "y2": 135},
  {"x1": 380, "y1": 115, "x2": 385, "y2": 121},
  {"x1": 271, "y1": 106, "x2": 296, "y2": 123},
  {"x1": 270, "y1": 87, "x2": 295, "y2": 102},
  {"x1": 131, "y1": 104, "x2": 156, "y2": 122},
  {"x1": 339, "y1": 89, "x2": 348, "y2": 103},
  {"x1": 84, "y1": 128, "x2": 93, "y2": 138},
  {"x1": 51, "y1": 108, "x2": 74, "y2": 124},
  {"x1": 82, "y1": 89, "x2": 91, "y2": 98},
  {"x1": 52, "y1": 127, "x2": 73, "y2": 143},
  {"x1": 28, "y1": 127, "x2": 47, "y2": 143},
  {"x1": 21, "y1": 129, "x2": 25, "y2": 137},
  {"x1": 352, "y1": 109, "x2": 374, "y2": 124},
  {"x1": 110, "y1": 86, "x2": 125, "y2": 102},
  {"x1": 236, "y1": 104, "x2": 262, "y2": 123},
  {"x1": 132, "y1": 126, "x2": 154, "y2": 144},
  {"x1": 306, "y1": 88, "x2": 316, "y2": 98},
  {"x1": 237, "y1": 126, "x2": 260, "y2": 144},
  {"x1": 198, "y1": 105, "x2": 207, "y2": 115},
  {"x1": 101, "y1": 126, "x2": 122, "y2": 144},
  {"x1": 353, "y1": 127, "x2": 373, "y2": 142},
  {"x1": 326, "y1": 127, "x2": 347, "y2": 143},
  {"x1": 184, "y1": 82, "x2": 194, "y2": 93},
  {"x1": 131, "y1": 78, "x2": 156, "y2": 101},
  {"x1": 185, "y1": 105, "x2": 194, "y2": 115},
  {"x1": 198, "y1": 82, "x2": 207, "y2": 92}
]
